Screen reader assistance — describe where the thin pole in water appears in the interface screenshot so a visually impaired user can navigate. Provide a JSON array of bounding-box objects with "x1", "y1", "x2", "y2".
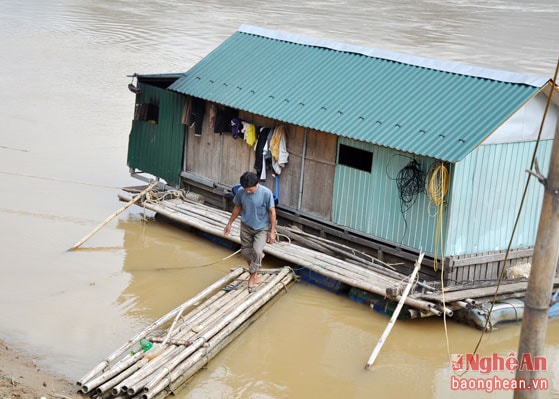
[
  {"x1": 365, "y1": 251, "x2": 424, "y2": 370},
  {"x1": 68, "y1": 182, "x2": 157, "y2": 251}
]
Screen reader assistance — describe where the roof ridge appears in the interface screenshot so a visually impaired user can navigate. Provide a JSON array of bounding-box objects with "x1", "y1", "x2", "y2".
[{"x1": 238, "y1": 24, "x2": 549, "y2": 87}]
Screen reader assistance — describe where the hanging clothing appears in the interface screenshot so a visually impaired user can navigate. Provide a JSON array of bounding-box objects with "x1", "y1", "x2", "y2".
[
  {"x1": 254, "y1": 127, "x2": 271, "y2": 179},
  {"x1": 269, "y1": 125, "x2": 289, "y2": 174},
  {"x1": 231, "y1": 118, "x2": 242, "y2": 139},
  {"x1": 264, "y1": 128, "x2": 274, "y2": 176},
  {"x1": 243, "y1": 122, "x2": 257, "y2": 148},
  {"x1": 189, "y1": 97, "x2": 206, "y2": 136}
]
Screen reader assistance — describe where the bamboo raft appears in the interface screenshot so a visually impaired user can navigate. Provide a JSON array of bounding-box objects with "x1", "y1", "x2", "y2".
[
  {"x1": 77, "y1": 266, "x2": 295, "y2": 399},
  {"x1": 117, "y1": 188, "x2": 559, "y2": 323}
]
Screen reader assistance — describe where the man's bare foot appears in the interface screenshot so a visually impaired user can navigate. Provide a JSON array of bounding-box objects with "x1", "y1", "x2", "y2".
[{"x1": 247, "y1": 273, "x2": 260, "y2": 288}]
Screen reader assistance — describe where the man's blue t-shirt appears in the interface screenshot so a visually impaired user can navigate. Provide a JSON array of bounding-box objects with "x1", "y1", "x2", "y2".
[{"x1": 233, "y1": 185, "x2": 275, "y2": 230}]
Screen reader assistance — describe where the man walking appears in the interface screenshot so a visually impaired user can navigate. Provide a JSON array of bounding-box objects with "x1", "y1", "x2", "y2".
[{"x1": 224, "y1": 172, "x2": 277, "y2": 291}]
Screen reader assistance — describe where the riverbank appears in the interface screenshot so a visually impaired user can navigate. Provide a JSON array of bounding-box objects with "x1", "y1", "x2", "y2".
[{"x1": 0, "y1": 340, "x2": 83, "y2": 399}]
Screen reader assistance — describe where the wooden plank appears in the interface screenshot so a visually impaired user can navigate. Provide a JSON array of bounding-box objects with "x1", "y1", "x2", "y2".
[
  {"x1": 301, "y1": 159, "x2": 334, "y2": 219},
  {"x1": 449, "y1": 247, "x2": 534, "y2": 267},
  {"x1": 219, "y1": 131, "x2": 253, "y2": 185},
  {"x1": 473, "y1": 264, "x2": 481, "y2": 282},
  {"x1": 285, "y1": 124, "x2": 305, "y2": 157},
  {"x1": 300, "y1": 130, "x2": 336, "y2": 220},
  {"x1": 419, "y1": 277, "x2": 559, "y2": 303}
]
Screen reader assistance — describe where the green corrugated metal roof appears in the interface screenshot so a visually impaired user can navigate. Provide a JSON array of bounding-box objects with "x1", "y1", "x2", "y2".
[{"x1": 169, "y1": 25, "x2": 549, "y2": 162}]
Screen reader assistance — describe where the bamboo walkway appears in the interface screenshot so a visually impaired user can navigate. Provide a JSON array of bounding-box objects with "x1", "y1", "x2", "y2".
[
  {"x1": 77, "y1": 266, "x2": 295, "y2": 399},
  {"x1": 117, "y1": 190, "x2": 450, "y2": 316},
  {"x1": 117, "y1": 188, "x2": 559, "y2": 319}
]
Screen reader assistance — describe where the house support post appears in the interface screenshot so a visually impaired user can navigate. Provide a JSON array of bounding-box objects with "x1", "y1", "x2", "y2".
[{"x1": 514, "y1": 88, "x2": 559, "y2": 399}]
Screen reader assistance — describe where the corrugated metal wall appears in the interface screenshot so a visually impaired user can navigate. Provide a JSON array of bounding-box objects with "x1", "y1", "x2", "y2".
[
  {"x1": 127, "y1": 84, "x2": 186, "y2": 185},
  {"x1": 446, "y1": 139, "x2": 552, "y2": 256},
  {"x1": 332, "y1": 137, "x2": 445, "y2": 255}
]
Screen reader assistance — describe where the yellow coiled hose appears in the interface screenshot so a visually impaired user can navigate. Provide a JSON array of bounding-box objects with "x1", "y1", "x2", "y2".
[{"x1": 427, "y1": 164, "x2": 449, "y2": 271}]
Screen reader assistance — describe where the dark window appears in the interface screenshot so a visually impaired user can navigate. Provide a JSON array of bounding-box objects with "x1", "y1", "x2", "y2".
[
  {"x1": 134, "y1": 103, "x2": 159, "y2": 123},
  {"x1": 338, "y1": 144, "x2": 373, "y2": 172}
]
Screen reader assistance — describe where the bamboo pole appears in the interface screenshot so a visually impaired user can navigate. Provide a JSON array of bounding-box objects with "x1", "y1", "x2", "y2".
[
  {"x1": 165, "y1": 197, "x2": 401, "y2": 272},
  {"x1": 284, "y1": 243, "x2": 398, "y2": 284},
  {"x1": 514, "y1": 79, "x2": 559, "y2": 399},
  {"x1": 145, "y1": 272, "x2": 295, "y2": 399},
  {"x1": 117, "y1": 272, "x2": 277, "y2": 397},
  {"x1": 69, "y1": 182, "x2": 157, "y2": 251},
  {"x1": 271, "y1": 244, "x2": 440, "y2": 313},
  {"x1": 81, "y1": 269, "x2": 293, "y2": 399},
  {"x1": 117, "y1": 346, "x2": 181, "y2": 396},
  {"x1": 118, "y1": 285, "x2": 254, "y2": 395},
  {"x1": 95, "y1": 357, "x2": 148, "y2": 396},
  {"x1": 160, "y1": 271, "x2": 251, "y2": 345},
  {"x1": 278, "y1": 225, "x2": 390, "y2": 267},
  {"x1": 142, "y1": 268, "x2": 292, "y2": 395},
  {"x1": 149, "y1": 286, "x2": 232, "y2": 345},
  {"x1": 365, "y1": 251, "x2": 424, "y2": 369},
  {"x1": 77, "y1": 267, "x2": 244, "y2": 387},
  {"x1": 80, "y1": 351, "x2": 145, "y2": 393}
]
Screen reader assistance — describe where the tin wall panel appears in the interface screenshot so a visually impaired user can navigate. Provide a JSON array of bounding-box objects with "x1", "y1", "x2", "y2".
[
  {"x1": 333, "y1": 138, "x2": 447, "y2": 255},
  {"x1": 446, "y1": 140, "x2": 552, "y2": 256}
]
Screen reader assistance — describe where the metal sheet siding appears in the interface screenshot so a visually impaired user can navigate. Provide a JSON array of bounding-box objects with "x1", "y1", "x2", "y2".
[
  {"x1": 169, "y1": 30, "x2": 542, "y2": 163},
  {"x1": 333, "y1": 138, "x2": 445, "y2": 255},
  {"x1": 127, "y1": 84, "x2": 185, "y2": 185},
  {"x1": 445, "y1": 140, "x2": 552, "y2": 256}
]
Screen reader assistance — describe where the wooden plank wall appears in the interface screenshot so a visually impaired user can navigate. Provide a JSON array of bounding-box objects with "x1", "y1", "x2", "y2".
[
  {"x1": 446, "y1": 247, "x2": 534, "y2": 285},
  {"x1": 300, "y1": 129, "x2": 336, "y2": 220},
  {"x1": 185, "y1": 102, "x2": 254, "y2": 185},
  {"x1": 184, "y1": 104, "x2": 337, "y2": 221}
]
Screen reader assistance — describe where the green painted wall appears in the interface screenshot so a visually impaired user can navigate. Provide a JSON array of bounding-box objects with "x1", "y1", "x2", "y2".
[
  {"x1": 127, "y1": 84, "x2": 186, "y2": 186},
  {"x1": 332, "y1": 137, "x2": 447, "y2": 256}
]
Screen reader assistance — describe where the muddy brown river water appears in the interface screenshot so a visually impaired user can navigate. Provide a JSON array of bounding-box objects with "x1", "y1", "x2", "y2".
[{"x1": 0, "y1": 1, "x2": 558, "y2": 398}]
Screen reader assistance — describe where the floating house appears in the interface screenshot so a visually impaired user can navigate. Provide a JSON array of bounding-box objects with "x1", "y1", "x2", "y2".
[{"x1": 126, "y1": 25, "x2": 559, "y2": 285}]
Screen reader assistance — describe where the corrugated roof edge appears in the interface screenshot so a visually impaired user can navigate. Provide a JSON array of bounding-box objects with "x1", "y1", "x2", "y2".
[
  {"x1": 238, "y1": 25, "x2": 549, "y2": 88},
  {"x1": 132, "y1": 73, "x2": 184, "y2": 79}
]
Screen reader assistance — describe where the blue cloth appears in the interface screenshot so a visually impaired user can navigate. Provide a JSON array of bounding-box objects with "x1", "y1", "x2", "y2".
[{"x1": 233, "y1": 185, "x2": 275, "y2": 230}]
